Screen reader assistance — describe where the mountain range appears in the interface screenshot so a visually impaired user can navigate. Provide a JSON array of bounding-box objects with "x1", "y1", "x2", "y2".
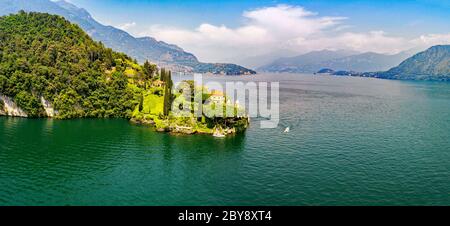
[
  {"x1": 258, "y1": 49, "x2": 417, "y2": 73},
  {"x1": 314, "y1": 45, "x2": 450, "y2": 81},
  {"x1": 373, "y1": 45, "x2": 450, "y2": 81},
  {"x1": 0, "y1": 0, "x2": 255, "y2": 75}
]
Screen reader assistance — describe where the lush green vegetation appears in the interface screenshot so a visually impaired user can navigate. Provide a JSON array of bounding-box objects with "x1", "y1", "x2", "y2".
[
  {"x1": 132, "y1": 78, "x2": 249, "y2": 135},
  {"x1": 192, "y1": 63, "x2": 256, "y2": 75},
  {"x1": 0, "y1": 12, "x2": 248, "y2": 135},
  {"x1": 0, "y1": 11, "x2": 138, "y2": 118}
]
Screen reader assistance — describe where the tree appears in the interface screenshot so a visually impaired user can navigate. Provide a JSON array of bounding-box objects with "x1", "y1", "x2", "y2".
[
  {"x1": 161, "y1": 68, "x2": 173, "y2": 116},
  {"x1": 143, "y1": 60, "x2": 157, "y2": 88},
  {"x1": 0, "y1": 12, "x2": 139, "y2": 118},
  {"x1": 138, "y1": 93, "x2": 144, "y2": 112}
]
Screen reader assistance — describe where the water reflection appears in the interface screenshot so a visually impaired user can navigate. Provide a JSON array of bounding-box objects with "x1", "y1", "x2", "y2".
[{"x1": 2, "y1": 74, "x2": 450, "y2": 205}]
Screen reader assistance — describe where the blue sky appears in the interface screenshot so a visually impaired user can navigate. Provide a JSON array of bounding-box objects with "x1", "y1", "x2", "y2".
[
  {"x1": 69, "y1": 0, "x2": 450, "y2": 65},
  {"x1": 70, "y1": 0, "x2": 449, "y2": 36}
]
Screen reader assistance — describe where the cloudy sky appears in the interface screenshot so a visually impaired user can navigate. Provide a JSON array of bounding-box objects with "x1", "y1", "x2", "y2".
[{"x1": 70, "y1": 0, "x2": 450, "y2": 67}]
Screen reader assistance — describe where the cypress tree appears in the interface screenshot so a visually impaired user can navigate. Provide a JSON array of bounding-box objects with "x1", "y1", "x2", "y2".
[
  {"x1": 139, "y1": 93, "x2": 144, "y2": 112},
  {"x1": 162, "y1": 68, "x2": 173, "y2": 116},
  {"x1": 160, "y1": 68, "x2": 166, "y2": 82}
]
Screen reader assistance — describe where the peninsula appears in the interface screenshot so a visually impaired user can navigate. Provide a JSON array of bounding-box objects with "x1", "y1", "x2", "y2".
[{"x1": 0, "y1": 12, "x2": 248, "y2": 136}]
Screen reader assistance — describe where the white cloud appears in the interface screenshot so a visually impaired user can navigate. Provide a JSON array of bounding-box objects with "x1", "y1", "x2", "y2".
[
  {"x1": 294, "y1": 31, "x2": 411, "y2": 54},
  {"x1": 136, "y1": 4, "x2": 450, "y2": 65},
  {"x1": 139, "y1": 5, "x2": 346, "y2": 63},
  {"x1": 411, "y1": 33, "x2": 450, "y2": 46},
  {"x1": 116, "y1": 22, "x2": 137, "y2": 31}
]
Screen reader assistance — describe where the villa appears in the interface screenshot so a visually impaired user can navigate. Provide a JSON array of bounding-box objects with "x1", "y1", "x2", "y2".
[{"x1": 209, "y1": 90, "x2": 225, "y2": 103}]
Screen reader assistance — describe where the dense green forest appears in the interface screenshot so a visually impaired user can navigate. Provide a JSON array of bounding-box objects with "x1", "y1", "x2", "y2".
[
  {"x1": 0, "y1": 12, "x2": 248, "y2": 135},
  {"x1": 0, "y1": 11, "x2": 139, "y2": 118}
]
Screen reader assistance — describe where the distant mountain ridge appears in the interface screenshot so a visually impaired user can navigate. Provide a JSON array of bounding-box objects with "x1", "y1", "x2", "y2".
[
  {"x1": 0, "y1": 0, "x2": 255, "y2": 75},
  {"x1": 374, "y1": 45, "x2": 450, "y2": 81},
  {"x1": 259, "y1": 49, "x2": 415, "y2": 73},
  {"x1": 314, "y1": 45, "x2": 450, "y2": 81},
  {"x1": 258, "y1": 50, "x2": 357, "y2": 73}
]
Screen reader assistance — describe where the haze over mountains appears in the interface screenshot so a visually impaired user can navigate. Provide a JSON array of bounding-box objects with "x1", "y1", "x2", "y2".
[
  {"x1": 258, "y1": 44, "x2": 450, "y2": 81},
  {"x1": 1, "y1": 0, "x2": 448, "y2": 80},
  {"x1": 375, "y1": 45, "x2": 450, "y2": 81},
  {"x1": 259, "y1": 49, "x2": 418, "y2": 73},
  {"x1": 0, "y1": 0, "x2": 255, "y2": 75},
  {"x1": 312, "y1": 45, "x2": 450, "y2": 81},
  {"x1": 258, "y1": 50, "x2": 356, "y2": 72}
]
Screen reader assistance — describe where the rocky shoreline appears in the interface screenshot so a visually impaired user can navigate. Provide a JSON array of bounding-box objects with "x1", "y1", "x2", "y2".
[
  {"x1": 0, "y1": 94, "x2": 59, "y2": 118},
  {"x1": 130, "y1": 117, "x2": 247, "y2": 136}
]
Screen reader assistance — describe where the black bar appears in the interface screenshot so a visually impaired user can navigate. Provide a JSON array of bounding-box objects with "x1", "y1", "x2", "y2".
[{"x1": 1, "y1": 206, "x2": 448, "y2": 225}]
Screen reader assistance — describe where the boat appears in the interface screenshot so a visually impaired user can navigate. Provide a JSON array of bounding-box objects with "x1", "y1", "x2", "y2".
[
  {"x1": 284, "y1": 127, "x2": 290, "y2": 133},
  {"x1": 213, "y1": 126, "x2": 226, "y2": 138},
  {"x1": 213, "y1": 133, "x2": 226, "y2": 138}
]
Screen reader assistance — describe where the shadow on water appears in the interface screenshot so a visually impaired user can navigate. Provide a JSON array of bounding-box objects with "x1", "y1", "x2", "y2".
[
  {"x1": 0, "y1": 118, "x2": 134, "y2": 182},
  {"x1": 2, "y1": 75, "x2": 450, "y2": 205},
  {"x1": 0, "y1": 117, "x2": 248, "y2": 205}
]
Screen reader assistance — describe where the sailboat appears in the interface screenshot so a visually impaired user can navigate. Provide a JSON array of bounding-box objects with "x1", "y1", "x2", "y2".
[{"x1": 284, "y1": 127, "x2": 290, "y2": 133}]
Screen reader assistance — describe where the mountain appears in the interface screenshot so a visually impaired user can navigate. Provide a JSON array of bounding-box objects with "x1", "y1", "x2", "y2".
[
  {"x1": 0, "y1": 0, "x2": 255, "y2": 75},
  {"x1": 238, "y1": 49, "x2": 300, "y2": 69},
  {"x1": 317, "y1": 68, "x2": 335, "y2": 74},
  {"x1": 319, "y1": 51, "x2": 414, "y2": 72},
  {"x1": 375, "y1": 45, "x2": 450, "y2": 81},
  {"x1": 258, "y1": 50, "x2": 358, "y2": 73},
  {"x1": 0, "y1": 12, "x2": 138, "y2": 118},
  {"x1": 259, "y1": 49, "x2": 414, "y2": 73}
]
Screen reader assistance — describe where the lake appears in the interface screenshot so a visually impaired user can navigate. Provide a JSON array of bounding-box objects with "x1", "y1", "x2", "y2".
[{"x1": 1, "y1": 73, "x2": 450, "y2": 205}]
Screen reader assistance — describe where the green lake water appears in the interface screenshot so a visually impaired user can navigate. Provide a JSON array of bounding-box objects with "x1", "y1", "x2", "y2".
[{"x1": 1, "y1": 74, "x2": 450, "y2": 205}]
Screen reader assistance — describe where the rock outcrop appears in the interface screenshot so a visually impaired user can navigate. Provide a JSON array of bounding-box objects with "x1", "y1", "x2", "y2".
[
  {"x1": 0, "y1": 94, "x2": 28, "y2": 117},
  {"x1": 41, "y1": 97, "x2": 57, "y2": 117}
]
